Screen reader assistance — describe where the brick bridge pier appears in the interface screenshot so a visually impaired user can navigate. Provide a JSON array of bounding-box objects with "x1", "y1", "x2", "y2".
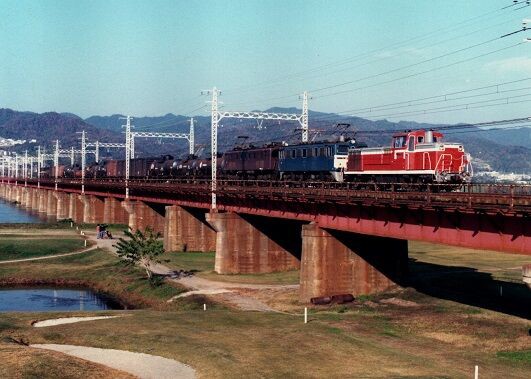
[{"x1": 1, "y1": 180, "x2": 526, "y2": 303}]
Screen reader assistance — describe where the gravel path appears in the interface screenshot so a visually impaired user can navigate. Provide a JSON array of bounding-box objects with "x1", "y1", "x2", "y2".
[
  {"x1": 91, "y1": 233, "x2": 294, "y2": 311},
  {"x1": 0, "y1": 245, "x2": 96, "y2": 265},
  {"x1": 33, "y1": 315, "x2": 125, "y2": 328},
  {"x1": 31, "y1": 344, "x2": 196, "y2": 379}
]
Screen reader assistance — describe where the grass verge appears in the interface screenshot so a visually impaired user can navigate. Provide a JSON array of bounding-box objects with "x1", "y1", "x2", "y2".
[{"x1": 0, "y1": 238, "x2": 86, "y2": 261}]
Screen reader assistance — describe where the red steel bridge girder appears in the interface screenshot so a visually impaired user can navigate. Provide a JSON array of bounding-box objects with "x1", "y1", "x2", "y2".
[{"x1": 5, "y1": 179, "x2": 530, "y2": 255}]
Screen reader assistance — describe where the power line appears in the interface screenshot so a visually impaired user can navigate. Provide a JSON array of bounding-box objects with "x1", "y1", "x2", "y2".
[
  {"x1": 358, "y1": 93, "x2": 531, "y2": 119},
  {"x1": 320, "y1": 77, "x2": 531, "y2": 115},
  {"x1": 226, "y1": 16, "x2": 519, "y2": 100},
  {"x1": 224, "y1": 3, "x2": 512, "y2": 96},
  {"x1": 313, "y1": 42, "x2": 523, "y2": 100}
]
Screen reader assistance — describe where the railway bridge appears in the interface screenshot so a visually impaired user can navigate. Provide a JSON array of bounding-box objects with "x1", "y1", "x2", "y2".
[{"x1": 0, "y1": 178, "x2": 529, "y2": 302}]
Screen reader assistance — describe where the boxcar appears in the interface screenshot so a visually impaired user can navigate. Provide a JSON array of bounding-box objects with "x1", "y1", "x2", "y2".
[{"x1": 221, "y1": 146, "x2": 280, "y2": 179}]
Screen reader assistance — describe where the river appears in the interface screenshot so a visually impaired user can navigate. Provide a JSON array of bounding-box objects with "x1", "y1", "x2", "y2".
[
  {"x1": 0, "y1": 288, "x2": 122, "y2": 311},
  {"x1": 0, "y1": 198, "x2": 44, "y2": 223}
]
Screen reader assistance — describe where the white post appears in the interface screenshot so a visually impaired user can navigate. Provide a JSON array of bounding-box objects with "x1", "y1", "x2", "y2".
[
  {"x1": 29, "y1": 156, "x2": 33, "y2": 179},
  {"x1": 189, "y1": 117, "x2": 195, "y2": 155},
  {"x1": 474, "y1": 365, "x2": 479, "y2": 379},
  {"x1": 209, "y1": 87, "x2": 220, "y2": 210},
  {"x1": 70, "y1": 146, "x2": 75, "y2": 166},
  {"x1": 301, "y1": 91, "x2": 309, "y2": 143},
  {"x1": 304, "y1": 307, "x2": 308, "y2": 324},
  {"x1": 203, "y1": 303, "x2": 207, "y2": 311}
]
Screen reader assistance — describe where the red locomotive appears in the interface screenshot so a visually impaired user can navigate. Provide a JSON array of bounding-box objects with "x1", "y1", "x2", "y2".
[{"x1": 345, "y1": 130, "x2": 471, "y2": 184}]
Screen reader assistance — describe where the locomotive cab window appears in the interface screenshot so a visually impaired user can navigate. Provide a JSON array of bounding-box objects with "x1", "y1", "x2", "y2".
[
  {"x1": 417, "y1": 136, "x2": 424, "y2": 143},
  {"x1": 302, "y1": 149, "x2": 307, "y2": 158},
  {"x1": 336, "y1": 145, "x2": 348, "y2": 154},
  {"x1": 393, "y1": 136, "x2": 406, "y2": 148},
  {"x1": 291, "y1": 149, "x2": 296, "y2": 159}
]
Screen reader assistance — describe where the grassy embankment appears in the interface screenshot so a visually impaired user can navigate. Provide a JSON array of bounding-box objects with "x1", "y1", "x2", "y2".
[
  {"x1": 0, "y1": 225, "x2": 186, "y2": 308},
  {"x1": 0, "y1": 237, "x2": 86, "y2": 261},
  {"x1": 1, "y1": 291, "x2": 530, "y2": 378},
  {"x1": 0, "y1": 226, "x2": 529, "y2": 377}
]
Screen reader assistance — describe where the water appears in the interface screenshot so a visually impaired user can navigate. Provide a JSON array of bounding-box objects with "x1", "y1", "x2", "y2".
[
  {"x1": 0, "y1": 199, "x2": 43, "y2": 223},
  {"x1": 0, "y1": 288, "x2": 122, "y2": 312}
]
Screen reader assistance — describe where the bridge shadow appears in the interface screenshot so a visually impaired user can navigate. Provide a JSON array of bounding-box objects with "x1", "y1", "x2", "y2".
[{"x1": 407, "y1": 258, "x2": 531, "y2": 319}]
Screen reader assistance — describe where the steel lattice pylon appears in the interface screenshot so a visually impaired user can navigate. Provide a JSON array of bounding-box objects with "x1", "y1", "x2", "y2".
[{"x1": 204, "y1": 87, "x2": 309, "y2": 209}]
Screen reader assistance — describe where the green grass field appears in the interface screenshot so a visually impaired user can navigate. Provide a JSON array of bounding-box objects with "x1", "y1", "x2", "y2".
[{"x1": 0, "y1": 238, "x2": 85, "y2": 261}]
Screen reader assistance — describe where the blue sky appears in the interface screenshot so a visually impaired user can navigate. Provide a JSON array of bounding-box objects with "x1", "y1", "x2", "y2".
[{"x1": 1, "y1": 0, "x2": 530, "y2": 124}]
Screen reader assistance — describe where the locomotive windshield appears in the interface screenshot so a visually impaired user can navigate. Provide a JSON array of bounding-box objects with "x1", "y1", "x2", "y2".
[
  {"x1": 336, "y1": 145, "x2": 349, "y2": 154},
  {"x1": 393, "y1": 136, "x2": 407, "y2": 148}
]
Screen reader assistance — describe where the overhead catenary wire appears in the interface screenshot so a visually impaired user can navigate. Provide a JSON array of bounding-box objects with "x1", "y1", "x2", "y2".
[
  {"x1": 224, "y1": 3, "x2": 515, "y2": 96},
  {"x1": 225, "y1": 16, "x2": 521, "y2": 99},
  {"x1": 318, "y1": 77, "x2": 531, "y2": 116}
]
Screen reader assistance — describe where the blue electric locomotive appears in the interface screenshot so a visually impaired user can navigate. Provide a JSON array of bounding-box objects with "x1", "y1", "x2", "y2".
[{"x1": 278, "y1": 140, "x2": 359, "y2": 182}]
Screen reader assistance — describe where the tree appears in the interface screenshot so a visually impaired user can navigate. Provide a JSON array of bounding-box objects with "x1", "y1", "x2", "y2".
[{"x1": 114, "y1": 227, "x2": 165, "y2": 281}]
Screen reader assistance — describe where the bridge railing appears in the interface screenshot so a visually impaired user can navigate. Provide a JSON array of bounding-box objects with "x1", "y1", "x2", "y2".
[{"x1": 1, "y1": 177, "x2": 529, "y2": 212}]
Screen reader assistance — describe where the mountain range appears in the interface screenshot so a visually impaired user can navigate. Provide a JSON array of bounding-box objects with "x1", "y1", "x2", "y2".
[{"x1": 0, "y1": 107, "x2": 529, "y2": 174}]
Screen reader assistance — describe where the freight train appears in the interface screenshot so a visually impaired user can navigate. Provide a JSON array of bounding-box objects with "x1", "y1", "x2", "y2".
[{"x1": 43, "y1": 129, "x2": 472, "y2": 185}]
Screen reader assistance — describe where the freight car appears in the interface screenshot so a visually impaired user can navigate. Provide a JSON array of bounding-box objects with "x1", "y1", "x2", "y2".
[{"x1": 221, "y1": 144, "x2": 281, "y2": 180}]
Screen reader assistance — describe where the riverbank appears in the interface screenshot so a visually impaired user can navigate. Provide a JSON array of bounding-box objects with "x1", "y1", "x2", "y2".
[
  {"x1": 0, "y1": 234, "x2": 186, "y2": 310},
  {"x1": 0, "y1": 225, "x2": 529, "y2": 378}
]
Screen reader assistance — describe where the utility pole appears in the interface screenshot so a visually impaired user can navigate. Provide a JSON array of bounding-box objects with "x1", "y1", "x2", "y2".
[
  {"x1": 54, "y1": 140, "x2": 59, "y2": 190},
  {"x1": 70, "y1": 146, "x2": 75, "y2": 166},
  {"x1": 189, "y1": 117, "x2": 195, "y2": 155},
  {"x1": 14, "y1": 154, "x2": 18, "y2": 185},
  {"x1": 29, "y1": 156, "x2": 34, "y2": 179},
  {"x1": 80, "y1": 131, "x2": 86, "y2": 194},
  {"x1": 24, "y1": 150, "x2": 28, "y2": 186},
  {"x1": 95, "y1": 141, "x2": 99, "y2": 162},
  {"x1": 37, "y1": 146, "x2": 42, "y2": 188},
  {"x1": 301, "y1": 91, "x2": 309, "y2": 143},
  {"x1": 121, "y1": 116, "x2": 133, "y2": 199},
  {"x1": 130, "y1": 134, "x2": 135, "y2": 159},
  {"x1": 205, "y1": 87, "x2": 221, "y2": 210}
]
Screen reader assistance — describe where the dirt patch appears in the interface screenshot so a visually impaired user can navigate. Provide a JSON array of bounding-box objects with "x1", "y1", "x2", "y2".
[
  {"x1": 33, "y1": 316, "x2": 126, "y2": 328},
  {"x1": 0, "y1": 343, "x2": 134, "y2": 379},
  {"x1": 31, "y1": 344, "x2": 196, "y2": 379}
]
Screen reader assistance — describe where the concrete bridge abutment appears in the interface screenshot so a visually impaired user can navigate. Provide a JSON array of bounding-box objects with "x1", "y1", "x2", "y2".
[
  {"x1": 53, "y1": 191, "x2": 70, "y2": 220},
  {"x1": 103, "y1": 197, "x2": 129, "y2": 225},
  {"x1": 46, "y1": 190, "x2": 57, "y2": 217},
  {"x1": 206, "y1": 212, "x2": 301, "y2": 274},
  {"x1": 299, "y1": 223, "x2": 408, "y2": 303},
  {"x1": 122, "y1": 200, "x2": 165, "y2": 234},
  {"x1": 163, "y1": 205, "x2": 216, "y2": 252},
  {"x1": 79, "y1": 195, "x2": 105, "y2": 224},
  {"x1": 68, "y1": 193, "x2": 85, "y2": 224}
]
